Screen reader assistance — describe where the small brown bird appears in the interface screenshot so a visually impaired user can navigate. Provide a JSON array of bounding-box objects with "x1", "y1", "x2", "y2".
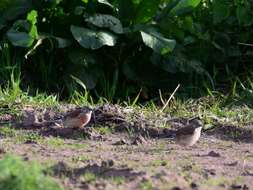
[
  {"x1": 63, "y1": 107, "x2": 92, "y2": 128},
  {"x1": 175, "y1": 118, "x2": 203, "y2": 146}
]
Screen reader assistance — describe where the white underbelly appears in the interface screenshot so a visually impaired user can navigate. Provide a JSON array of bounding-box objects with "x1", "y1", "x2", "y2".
[{"x1": 176, "y1": 132, "x2": 201, "y2": 146}]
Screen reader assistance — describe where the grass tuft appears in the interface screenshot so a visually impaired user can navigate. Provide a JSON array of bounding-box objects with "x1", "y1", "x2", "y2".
[{"x1": 0, "y1": 154, "x2": 62, "y2": 190}]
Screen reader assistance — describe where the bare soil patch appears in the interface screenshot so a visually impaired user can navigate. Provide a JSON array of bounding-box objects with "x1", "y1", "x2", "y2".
[{"x1": 0, "y1": 104, "x2": 253, "y2": 190}]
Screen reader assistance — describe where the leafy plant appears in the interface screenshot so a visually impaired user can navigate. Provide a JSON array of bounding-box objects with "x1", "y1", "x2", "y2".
[
  {"x1": 0, "y1": 154, "x2": 62, "y2": 190},
  {"x1": 0, "y1": 0, "x2": 253, "y2": 101}
]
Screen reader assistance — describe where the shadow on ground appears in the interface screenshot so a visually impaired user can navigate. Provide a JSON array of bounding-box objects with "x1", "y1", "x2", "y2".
[{"x1": 50, "y1": 161, "x2": 145, "y2": 180}]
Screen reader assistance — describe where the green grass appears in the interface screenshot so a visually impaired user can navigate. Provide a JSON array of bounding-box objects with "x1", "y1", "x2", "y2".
[
  {"x1": 0, "y1": 126, "x2": 42, "y2": 144},
  {"x1": 0, "y1": 85, "x2": 252, "y2": 189},
  {"x1": 81, "y1": 171, "x2": 97, "y2": 183},
  {"x1": 41, "y1": 137, "x2": 88, "y2": 149},
  {"x1": 42, "y1": 137, "x2": 65, "y2": 147},
  {"x1": 0, "y1": 73, "x2": 59, "y2": 108},
  {"x1": 108, "y1": 176, "x2": 126, "y2": 185},
  {"x1": 0, "y1": 154, "x2": 62, "y2": 190},
  {"x1": 96, "y1": 126, "x2": 114, "y2": 135},
  {"x1": 0, "y1": 125, "x2": 17, "y2": 137},
  {"x1": 0, "y1": 74, "x2": 59, "y2": 125},
  {"x1": 1, "y1": 72, "x2": 253, "y2": 133},
  {"x1": 150, "y1": 159, "x2": 168, "y2": 167},
  {"x1": 71, "y1": 155, "x2": 91, "y2": 163},
  {"x1": 201, "y1": 177, "x2": 229, "y2": 187},
  {"x1": 139, "y1": 180, "x2": 153, "y2": 190}
]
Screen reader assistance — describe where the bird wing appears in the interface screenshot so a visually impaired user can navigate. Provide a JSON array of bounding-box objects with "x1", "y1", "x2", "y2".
[
  {"x1": 65, "y1": 108, "x2": 82, "y2": 118},
  {"x1": 176, "y1": 125, "x2": 195, "y2": 136}
]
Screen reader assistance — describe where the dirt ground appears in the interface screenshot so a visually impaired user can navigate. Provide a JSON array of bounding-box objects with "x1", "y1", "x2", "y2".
[{"x1": 0, "y1": 104, "x2": 253, "y2": 190}]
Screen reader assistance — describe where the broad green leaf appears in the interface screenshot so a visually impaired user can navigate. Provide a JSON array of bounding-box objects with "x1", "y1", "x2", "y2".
[
  {"x1": 71, "y1": 25, "x2": 117, "y2": 49},
  {"x1": 6, "y1": 20, "x2": 34, "y2": 47},
  {"x1": 0, "y1": 0, "x2": 32, "y2": 30},
  {"x1": 85, "y1": 14, "x2": 123, "y2": 34},
  {"x1": 159, "y1": 54, "x2": 205, "y2": 74},
  {"x1": 236, "y1": 5, "x2": 253, "y2": 26},
  {"x1": 171, "y1": 0, "x2": 201, "y2": 15},
  {"x1": 156, "y1": 0, "x2": 181, "y2": 21},
  {"x1": 141, "y1": 30, "x2": 176, "y2": 54},
  {"x1": 134, "y1": 0, "x2": 159, "y2": 24},
  {"x1": 213, "y1": 0, "x2": 230, "y2": 24},
  {"x1": 6, "y1": 30, "x2": 34, "y2": 47}
]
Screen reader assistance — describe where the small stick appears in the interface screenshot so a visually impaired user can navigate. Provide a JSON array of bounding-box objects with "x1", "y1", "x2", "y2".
[
  {"x1": 238, "y1": 42, "x2": 253, "y2": 47},
  {"x1": 161, "y1": 84, "x2": 180, "y2": 112},
  {"x1": 158, "y1": 89, "x2": 165, "y2": 105}
]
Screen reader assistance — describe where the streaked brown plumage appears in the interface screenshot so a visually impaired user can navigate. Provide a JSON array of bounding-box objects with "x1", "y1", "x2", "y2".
[
  {"x1": 63, "y1": 107, "x2": 92, "y2": 128},
  {"x1": 175, "y1": 119, "x2": 202, "y2": 146}
]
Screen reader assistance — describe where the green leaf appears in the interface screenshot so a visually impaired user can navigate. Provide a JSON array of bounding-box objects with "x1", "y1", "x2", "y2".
[
  {"x1": 6, "y1": 31, "x2": 34, "y2": 47},
  {"x1": 141, "y1": 30, "x2": 176, "y2": 54},
  {"x1": 85, "y1": 14, "x2": 123, "y2": 34},
  {"x1": 71, "y1": 75, "x2": 87, "y2": 91},
  {"x1": 171, "y1": 0, "x2": 201, "y2": 15},
  {"x1": 156, "y1": 0, "x2": 181, "y2": 21},
  {"x1": 118, "y1": 0, "x2": 135, "y2": 25},
  {"x1": 0, "y1": 0, "x2": 32, "y2": 30},
  {"x1": 6, "y1": 9, "x2": 40, "y2": 47},
  {"x1": 182, "y1": 16, "x2": 194, "y2": 32},
  {"x1": 97, "y1": 0, "x2": 114, "y2": 8},
  {"x1": 27, "y1": 10, "x2": 38, "y2": 39},
  {"x1": 236, "y1": 5, "x2": 253, "y2": 26},
  {"x1": 27, "y1": 10, "x2": 37, "y2": 25},
  {"x1": 6, "y1": 20, "x2": 34, "y2": 47},
  {"x1": 160, "y1": 54, "x2": 204, "y2": 74},
  {"x1": 71, "y1": 25, "x2": 117, "y2": 49},
  {"x1": 134, "y1": 0, "x2": 159, "y2": 24},
  {"x1": 213, "y1": 0, "x2": 230, "y2": 24}
]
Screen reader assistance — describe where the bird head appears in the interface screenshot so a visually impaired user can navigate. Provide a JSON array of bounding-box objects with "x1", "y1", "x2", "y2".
[
  {"x1": 189, "y1": 118, "x2": 203, "y2": 129},
  {"x1": 80, "y1": 107, "x2": 93, "y2": 117}
]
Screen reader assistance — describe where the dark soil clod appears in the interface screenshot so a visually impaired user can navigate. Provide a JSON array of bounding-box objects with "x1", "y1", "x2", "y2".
[{"x1": 207, "y1": 151, "x2": 221, "y2": 157}]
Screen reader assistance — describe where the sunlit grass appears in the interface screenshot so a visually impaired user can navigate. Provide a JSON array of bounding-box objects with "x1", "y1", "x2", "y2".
[{"x1": 1, "y1": 71, "x2": 253, "y2": 129}]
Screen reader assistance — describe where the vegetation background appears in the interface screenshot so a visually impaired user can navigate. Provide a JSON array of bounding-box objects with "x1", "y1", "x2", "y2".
[
  {"x1": 1, "y1": 1, "x2": 253, "y2": 189},
  {"x1": 1, "y1": 0, "x2": 253, "y2": 103}
]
